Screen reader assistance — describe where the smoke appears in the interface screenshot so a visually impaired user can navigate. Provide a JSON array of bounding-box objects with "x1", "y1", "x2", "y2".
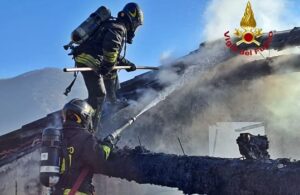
[
  {"x1": 160, "y1": 49, "x2": 175, "y2": 65},
  {"x1": 98, "y1": 6, "x2": 300, "y2": 181},
  {"x1": 119, "y1": 47, "x2": 300, "y2": 162},
  {"x1": 192, "y1": 0, "x2": 300, "y2": 158},
  {"x1": 177, "y1": 56, "x2": 300, "y2": 157},
  {"x1": 117, "y1": 42, "x2": 232, "y2": 152},
  {"x1": 256, "y1": 73, "x2": 300, "y2": 158}
]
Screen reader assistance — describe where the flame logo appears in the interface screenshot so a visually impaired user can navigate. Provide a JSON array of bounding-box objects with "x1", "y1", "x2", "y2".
[
  {"x1": 234, "y1": 1, "x2": 262, "y2": 46},
  {"x1": 240, "y1": 1, "x2": 256, "y2": 29}
]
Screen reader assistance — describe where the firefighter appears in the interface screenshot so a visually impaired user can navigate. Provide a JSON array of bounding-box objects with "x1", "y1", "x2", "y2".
[
  {"x1": 73, "y1": 2, "x2": 144, "y2": 132},
  {"x1": 52, "y1": 99, "x2": 116, "y2": 195}
]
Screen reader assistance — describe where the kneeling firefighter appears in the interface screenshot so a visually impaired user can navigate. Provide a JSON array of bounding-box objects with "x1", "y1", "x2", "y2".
[
  {"x1": 40, "y1": 99, "x2": 118, "y2": 195},
  {"x1": 65, "y1": 3, "x2": 144, "y2": 132}
]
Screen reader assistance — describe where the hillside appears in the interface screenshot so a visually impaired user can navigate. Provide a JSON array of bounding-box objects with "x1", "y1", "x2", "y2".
[{"x1": 0, "y1": 68, "x2": 87, "y2": 135}]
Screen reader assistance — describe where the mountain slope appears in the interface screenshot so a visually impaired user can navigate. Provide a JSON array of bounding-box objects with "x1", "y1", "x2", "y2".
[{"x1": 0, "y1": 68, "x2": 87, "y2": 135}]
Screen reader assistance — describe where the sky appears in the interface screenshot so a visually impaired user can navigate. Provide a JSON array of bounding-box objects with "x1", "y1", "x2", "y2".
[
  {"x1": 0, "y1": 0, "x2": 207, "y2": 81},
  {"x1": 1, "y1": 0, "x2": 299, "y2": 81}
]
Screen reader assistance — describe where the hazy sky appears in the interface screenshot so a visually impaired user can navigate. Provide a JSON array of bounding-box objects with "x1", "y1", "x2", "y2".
[{"x1": 0, "y1": 0, "x2": 207, "y2": 81}]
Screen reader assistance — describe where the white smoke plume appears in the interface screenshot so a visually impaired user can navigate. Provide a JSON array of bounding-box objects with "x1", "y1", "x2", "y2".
[
  {"x1": 127, "y1": 0, "x2": 300, "y2": 159},
  {"x1": 198, "y1": 0, "x2": 300, "y2": 158},
  {"x1": 160, "y1": 49, "x2": 175, "y2": 65}
]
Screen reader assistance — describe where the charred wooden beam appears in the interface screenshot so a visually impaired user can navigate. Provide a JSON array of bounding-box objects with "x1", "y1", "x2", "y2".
[{"x1": 100, "y1": 146, "x2": 300, "y2": 195}]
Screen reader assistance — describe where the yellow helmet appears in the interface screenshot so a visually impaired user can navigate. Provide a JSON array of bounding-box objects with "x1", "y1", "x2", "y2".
[{"x1": 62, "y1": 99, "x2": 95, "y2": 129}]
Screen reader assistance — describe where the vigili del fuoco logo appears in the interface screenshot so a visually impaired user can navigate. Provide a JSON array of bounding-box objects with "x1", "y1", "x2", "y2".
[{"x1": 224, "y1": 1, "x2": 273, "y2": 56}]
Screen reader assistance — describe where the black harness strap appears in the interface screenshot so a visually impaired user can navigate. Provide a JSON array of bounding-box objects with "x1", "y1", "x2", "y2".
[{"x1": 64, "y1": 71, "x2": 78, "y2": 96}]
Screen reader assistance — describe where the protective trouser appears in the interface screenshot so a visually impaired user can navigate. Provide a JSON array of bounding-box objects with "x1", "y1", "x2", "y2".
[
  {"x1": 75, "y1": 61, "x2": 106, "y2": 133},
  {"x1": 103, "y1": 76, "x2": 119, "y2": 104},
  {"x1": 75, "y1": 58, "x2": 119, "y2": 132}
]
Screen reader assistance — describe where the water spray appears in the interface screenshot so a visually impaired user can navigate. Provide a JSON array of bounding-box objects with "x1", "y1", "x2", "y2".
[
  {"x1": 106, "y1": 29, "x2": 286, "y2": 142},
  {"x1": 107, "y1": 94, "x2": 168, "y2": 141},
  {"x1": 107, "y1": 54, "x2": 215, "y2": 141},
  {"x1": 108, "y1": 65, "x2": 200, "y2": 142}
]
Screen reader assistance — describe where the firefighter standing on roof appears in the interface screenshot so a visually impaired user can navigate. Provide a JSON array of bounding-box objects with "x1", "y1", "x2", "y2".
[{"x1": 72, "y1": 3, "x2": 144, "y2": 132}]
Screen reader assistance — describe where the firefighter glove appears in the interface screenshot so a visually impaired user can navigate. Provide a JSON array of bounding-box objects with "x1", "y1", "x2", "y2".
[
  {"x1": 119, "y1": 58, "x2": 136, "y2": 72},
  {"x1": 126, "y1": 62, "x2": 136, "y2": 72},
  {"x1": 102, "y1": 135, "x2": 120, "y2": 149}
]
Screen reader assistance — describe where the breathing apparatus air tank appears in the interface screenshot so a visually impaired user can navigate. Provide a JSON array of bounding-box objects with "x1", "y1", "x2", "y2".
[
  {"x1": 64, "y1": 6, "x2": 111, "y2": 50},
  {"x1": 40, "y1": 128, "x2": 62, "y2": 188}
]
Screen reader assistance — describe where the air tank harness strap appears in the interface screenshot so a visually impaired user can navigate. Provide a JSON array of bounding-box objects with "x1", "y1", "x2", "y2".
[
  {"x1": 60, "y1": 140, "x2": 70, "y2": 174},
  {"x1": 64, "y1": 71, "x2": 78, "y2": 96},
  {"x1": 67, "y1": 167, "x2": 90, "y2": 195}
]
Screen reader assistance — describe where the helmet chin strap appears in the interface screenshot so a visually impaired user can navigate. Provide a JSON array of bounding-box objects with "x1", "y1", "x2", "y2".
[
  {"x1": 117, "y1": 11, "x2": 134, "y2": 43},
  {"x1": 119, "y1": 23, "x2": 128, "y2": 62},
  {"x1": 127, "y1": 31, "x2": 135, "y2": 44},
  {"x1": 87, "y1": 120, "x2": 94, "y2": 133}
]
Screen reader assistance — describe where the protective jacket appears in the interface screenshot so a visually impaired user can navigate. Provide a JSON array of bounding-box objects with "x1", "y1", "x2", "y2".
[
  {"x1": 74, "y1": 19, "x2": 128, "y2": 70},
  {"x1": 53, "y1": 121, "x2": 111, "y2": 195}
]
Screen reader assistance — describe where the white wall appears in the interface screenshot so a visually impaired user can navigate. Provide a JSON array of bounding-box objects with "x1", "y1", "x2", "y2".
[{"x1": 209, "y1": 122, "x2": 265, "y2": 158}]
